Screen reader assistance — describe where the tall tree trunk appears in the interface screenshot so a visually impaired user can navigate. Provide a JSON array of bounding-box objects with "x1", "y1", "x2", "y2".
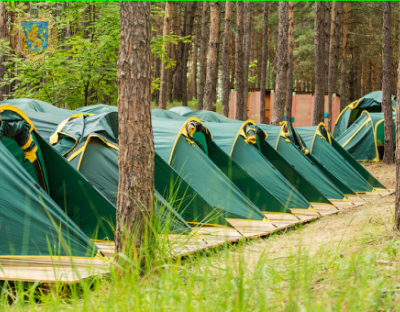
[
  {"x1": 339, "y1": 2, "x2": 349, "y2": 111},
  {"x1": 153, "y1": 10, "x2": 162, "y2": 105},
  {"x1": 210, "y1": 15, "x2": 221, "y2": 111},
  {"x1": 242, "y1": 2, "x2": 252, "y2": 119},
  {"x1": 272, "y1": 2, "x2": 289, "y2": 125},
  {"x1": 159, "y1": 2, "x2": 173, "y2": 109},
  {"x1": 173, "y1": 4, "x2": 187, "y2": 103},
  {"x1": 116, "y1": 1, "x2": 155, "y2": 255},
  {"x1": 0, "y1": 2, "x2": 7, "y2": 101},
  {"x1": 257, "y1": 22, "x2": 262, "y2": 88},
  {"x1": 395, "y1": 64, "x2": 400, "y2": 229},
  {"x1": 197, "y1": 2, "x2": 209, "y2": 110},
  {"x1": 234, "y1": 2, "x2": 245, "y2": 120},
  {"x1": 286, "y1": 2, "x2": 294, "y2": 124},
  {"x1": 324, "y1": 2, "x2": 330, "y2": 92},
  {"x1": 203, "y1": 2, "x2": 221, "y2": 111},
  {"x1": 221, "y1": 2, "x2": 233, "y2": 117},
  {"x1": 259, "y1": 2, "x2": 269, "y2": 124},
  {"x1": 327, "y1": 1, "x2": 341, "y2": 132},
  {"x1": 382, "y1": 1, "x2": 394, "y2": 164},
  {"x1": 181, "y1": 2, "x2": 197, "y2": 106},
  {"x1": 312, "y1": 2, "x2": 326, "y2": 126},
  {"x1": 190, "y1": 21, "x2": 199, "y2": 101},
  {"x1": 230, "y1": 31, "x2": 235, "y2": 89}
]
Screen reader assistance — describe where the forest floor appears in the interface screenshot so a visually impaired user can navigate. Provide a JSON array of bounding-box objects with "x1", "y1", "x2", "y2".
[{"x1": 8, "y1": 162, "x2": 400, "y2": 311}]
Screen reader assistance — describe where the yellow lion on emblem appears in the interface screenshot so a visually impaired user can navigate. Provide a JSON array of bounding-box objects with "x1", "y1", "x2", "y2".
[{"x1": 22, "y1": 24, "x2": 46, "y2": 54}]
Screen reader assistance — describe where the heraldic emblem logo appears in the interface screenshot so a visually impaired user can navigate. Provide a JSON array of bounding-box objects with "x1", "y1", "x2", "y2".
[{"x1": 13, "y1": 8, "x2": 57, "y2": 64}]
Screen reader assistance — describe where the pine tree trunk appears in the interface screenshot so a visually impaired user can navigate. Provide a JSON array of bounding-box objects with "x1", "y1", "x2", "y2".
[
  {"x1": 221, "y1": 1, "x2": 233, "y2": 117},
  {"x1": 181, "y1": 2, "x2": 197, "y2": 106},
  {"x1": 382, "y1": 1, "x2": 394, "y2": 164},
  {"x1": 259, "y1": 2, "x2": 269, "y2": 124},
  {"x1": 242, "y1": 2, "x2": 252, "y2": 119},
  {"x1": 203, "y1": 2, "x2": 221, "y2": 111},
  {"x1": 190, "y1": 22, "x2": 199, "y2": 101},
  {"x1": 211, "y1": 15, "x2": 221, "y2": 111},
  {"x1": 339, "y1": 2, "x2": 349, "y2": 111},
  {"x1": 0, "y1": 2, "x2": 7, "y2": 101},
  {"x1": 116, "y1": 1, "x2": 155, "y2": 254},
  {"x1": 272, "y1": 2, "x2": 289, "y2": 125},
  {"x1": 327, "y1": 1, "x2": 340, "y2": 132},
  {"x1": 257, "y1": 23, "x2": 262, "y2": 88},
  {"x1": 230, "y1": 31, "x2": 235, "y2": 89},
  {"x1": 152, "y1": 10, "x2": 162, "y2": 105},
  {"x1": 197, "y1": 2, "x2": 209, "y2": 110},
  {"x1": 234, "y1": 2, "x2": 245, "y2": 120},
  {"x1": 312, "y1": 2, "x2": 326, "y2": 126},
  {"x1": 159, "y1": 2, "x2": 173, "y2": 109},
  {"x1": 286, "y1": 1, "x2": 294, "y2": 124},
  {"x1": 173, "y1": 5, "x2": 187, "y2": 103},
  {"x1": 395, "y1": 64, "x2": 400, "y2": 229},
  {"x1": 324, "y1": 2, "x2": 330, "y2": 92}
]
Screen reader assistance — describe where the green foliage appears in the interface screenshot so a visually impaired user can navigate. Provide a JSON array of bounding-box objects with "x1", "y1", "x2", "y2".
[{"x1": 0, "y1": 2, "x2": 189, "y2": 108}]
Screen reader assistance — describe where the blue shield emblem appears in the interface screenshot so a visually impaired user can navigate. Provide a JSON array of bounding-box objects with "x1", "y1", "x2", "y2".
[
  {"x1": 30, "y1": 9, "x2": 39, "y2": 19},
  {"x1": 21, "y1": 22, "x2": 48, "y2": 54}
]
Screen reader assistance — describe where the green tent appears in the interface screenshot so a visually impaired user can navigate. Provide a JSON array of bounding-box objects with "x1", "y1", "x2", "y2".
[
  {"x1": 152, "y1": 117, "x2": 272, "y2": 226},
  {"x1": 183, "y1": 110, "x2": 240, "y2": 123},
  {"x1": 256, "y1": 122, "x2": 348, "y2": 205},
  {"x1": 0, "y1": 121, "x2": 102, "y2": 260},
  {"x1": 333, "y1": 91, "x2": 396, "y2": 138},
  {"x1": 336, "y1": 111, "x2": 396, "y2": 162},
  {"x1": 0, "y1": 105, "x2": 117, "y2": 241},
  {"x1": 152, "y1": 108, "x2": 187, "y2": 120},
  {"x1": 75, "y1": 104, "x2": 118, "y2": 114},
  {"x1": 49, "y1": 112, "x2": 227, "y2": 230},
  {"x1": 0, "y1": 98, "x2": 74, "y2": 117},
  {"x1": 168, "y1": 106, "x2": 195, "y2": 115},
  {"x1": 296, "y1": 123, "x2": 385, "y2": 194},
  {"x1": 201, "y1": 121, "x2": 321, "y2": 215}
]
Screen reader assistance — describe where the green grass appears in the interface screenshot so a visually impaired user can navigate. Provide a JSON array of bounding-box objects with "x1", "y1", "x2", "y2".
[{"x1": 2, "y1": 194, "x2": 400, "y2": 311}]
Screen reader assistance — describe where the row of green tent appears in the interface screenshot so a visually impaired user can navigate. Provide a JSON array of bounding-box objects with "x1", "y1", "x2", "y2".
[
  {"x1": 0, "y1": 98, "x2": 391, "y2": 261},
  {"x1": 334, "y1": 91, "x2": 397, "y2": 161}
]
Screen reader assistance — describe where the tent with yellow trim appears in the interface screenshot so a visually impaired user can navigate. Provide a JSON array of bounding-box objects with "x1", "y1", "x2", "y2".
[
  {"x1": 296, "y1": 123, "x2": 388, "y2": 195},
  {"x1": 333, "y1": 91, "x2": 396, "y2": 138},
  {"x1": 152, "y1": 116, "x2": 276, "y2": 232},
  {"x1": 336, "y1": 112, "x2": 396, "y2": 162},
  {"x1": 0, "y1": 108, "x2": 104, "y2": 260},
  {"x1": 0, "y1": 105, "x2": 117, "y2": 241},
  {"x1": 185, "y1": 120, "x2": 320, "y2": 216},
  {"x1": 49, "y1": 112, "x2": 229, "y2": 230}
]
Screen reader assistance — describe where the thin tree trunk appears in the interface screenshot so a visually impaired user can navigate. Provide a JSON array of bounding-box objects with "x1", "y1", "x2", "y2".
[
  {"x1": 382, "y1": 1, "x2": 394, "y2": 164},
  {"x1": 181, "y1": 2, "x2": 197, "y2": 106},
  {"x1": 0, "y1": 2, "x2": 7, "y2": 101},
  {"x1": 190, "y1": 22, "x2": 199, "y2": 101},
  {"x1": 230, "y1": 31, "x2": 235, "y2": 89},
  {"x1": 234, "y1": 2, "x2": 245, "y2": 120},
  {"x1": 203, "y1": 2, "x2": 221, "y2": 111},
  {"x1": 339, "y1": 2, "x2": 349, "y2": 111},
  {"x1": 159, "y1": 2, "x2": 173, "y2": 109},
  {"x1": 242, "y1": 2, "x2": 252, "y2": 119},
  {"x1": 312, "y1": 1, "x2": 326, "y2": 126},
  {"x1": 153, "y1": 10, "x2": 162, "y2": 104},
  {"x1": 197, "y1": 2, "x2": 209, "y2": 110},
  {"x1": 395, "y1": 64, "x2": 400, "y2": 229},
  {"x1": 211, "y1": 15, "x2": 221, "y2": 111},
  {"x1": 327, "y1": 1, "x2": 341, "y2": 132},
  {"x1": 259, "y1": 2, "x2": 269, "y2": 124},
  {"x1": 286, "y1": 2, "x2": 294, "y2": 123},
  {"x1": 221, "y1": 2, "x2": 233, "y2": 117},
  {"x1": 116, "y1": 1, "x2": 155, "y2": 254},
  {"x1": 257, "y1": 23, "x2": 262, "y2": 88},
  {"x1": 272, "y1": 2, "x2": 289, "y2": 125},
  {"x1": 324, "y1": 2, "x2": 330, "y2": 92}
]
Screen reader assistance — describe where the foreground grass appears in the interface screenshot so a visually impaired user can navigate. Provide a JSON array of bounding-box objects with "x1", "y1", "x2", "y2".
[{"x1": 2, "y1": 193, "x2": 399, "y2": 311}]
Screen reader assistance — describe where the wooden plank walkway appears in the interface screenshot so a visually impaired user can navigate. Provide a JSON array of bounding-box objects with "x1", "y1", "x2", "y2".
[{"x1": 0, "y1": 189, "x2": 394, "y2": 283}]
